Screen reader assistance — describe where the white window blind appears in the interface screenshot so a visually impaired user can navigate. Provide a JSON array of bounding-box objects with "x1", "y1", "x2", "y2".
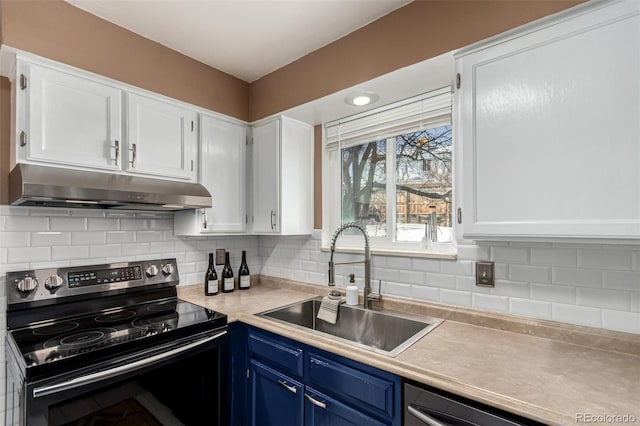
[{"x1": 325, "y1": 87, "x2": 452, "y2": 149}]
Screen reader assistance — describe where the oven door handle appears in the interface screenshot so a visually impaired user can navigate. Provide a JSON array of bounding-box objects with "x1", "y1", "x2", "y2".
[{"x1": 33, "y1": 330, "x2": 227, "y2": 399}]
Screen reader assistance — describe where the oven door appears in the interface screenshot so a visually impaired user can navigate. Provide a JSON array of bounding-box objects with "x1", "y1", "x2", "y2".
[{"x1": 15, "y1": 328, "x2": 227, "y2": 426}]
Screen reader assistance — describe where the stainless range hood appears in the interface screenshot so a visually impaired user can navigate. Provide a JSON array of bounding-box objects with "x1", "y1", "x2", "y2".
[{"x1": 9, "y1": 164, "x2": 212, "y2": 210}]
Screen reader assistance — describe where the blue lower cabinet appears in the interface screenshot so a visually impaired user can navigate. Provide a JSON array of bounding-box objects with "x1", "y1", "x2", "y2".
[
  {"x1": 250, "y1": 359, "x2": 304, "y2": 426},
  {"x1": 304, "y1": 387, "x2": 386, "y2": 426}
]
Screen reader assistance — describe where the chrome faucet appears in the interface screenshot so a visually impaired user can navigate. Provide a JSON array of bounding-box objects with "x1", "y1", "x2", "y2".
[{"x1": 328, "y1": 223, "x2": 381, "y2": 309}]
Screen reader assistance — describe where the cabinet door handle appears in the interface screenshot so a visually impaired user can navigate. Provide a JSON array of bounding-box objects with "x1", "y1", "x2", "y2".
[
  {"x1": 202, "y1": 209, "x2": 208, "y2": 230},
  {"x1": 304, "y1": 393, "x2": 326, "y2": 409},
  {"x1": 270, "y1": 210, "x2": 276, "y2": 230},
  {"x1": 277, "y1": 380, "x2": 297, "y2": 394},
  {"x1": 130, "y1": 143, "x2": 137, "y2": 167},
  {"x1": 114, "y1": 140, "x2": 119, "y2": 166}
]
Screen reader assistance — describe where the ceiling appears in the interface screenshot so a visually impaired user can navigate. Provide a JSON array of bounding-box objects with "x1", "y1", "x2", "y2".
[{"x1": 65, "y1": 0, "x2": 412, "y2": 83}]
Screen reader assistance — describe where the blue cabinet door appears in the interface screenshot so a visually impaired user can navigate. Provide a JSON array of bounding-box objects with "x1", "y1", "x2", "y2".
[
  {"x1": 250, "y1": 359, "x2": 304, "y2": 426},
  {"x1": 304, "y1": 387, "x2": 387, "y2": 426}
]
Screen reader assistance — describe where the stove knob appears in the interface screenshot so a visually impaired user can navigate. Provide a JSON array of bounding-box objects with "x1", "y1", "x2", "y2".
[
  {"x1": 45, "y1": 275, "x2": 63, "y2": 291},
  {"x1": 145, "y1": 264, "x2": 159, "y2": 277},
  {"x1": 161, "y1": 264, "x2": 174, "y2": 276},
  {"x1": 16, "y1": 276, "x2": 38, "y2": 293}
]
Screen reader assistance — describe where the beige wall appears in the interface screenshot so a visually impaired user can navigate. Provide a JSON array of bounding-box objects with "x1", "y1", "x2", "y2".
[{"x1": 249, "y1": 0, "x2": 584, "y2": 121}]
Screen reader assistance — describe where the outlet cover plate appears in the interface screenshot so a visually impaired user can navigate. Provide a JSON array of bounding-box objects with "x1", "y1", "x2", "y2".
[{"x1": 476, "y1": 261, "x2": 495, "y2": 287}]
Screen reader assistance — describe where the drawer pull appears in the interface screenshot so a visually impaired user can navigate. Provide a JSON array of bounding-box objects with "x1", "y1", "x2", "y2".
[
  {"x1": 304, "y1": 393, "x2": 326, "y2": 409},
  {"x1": 278, "y1": 380, "x2": 297, "y2": 394}
]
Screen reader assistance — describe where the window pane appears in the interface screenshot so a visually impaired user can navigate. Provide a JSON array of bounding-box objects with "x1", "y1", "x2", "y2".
[
  {"x1": 341, "y1": 141, "x2": 387, "y2": 237},
  {"x1": 395, "y1": 125, "x2": 452, "y2": 242}
]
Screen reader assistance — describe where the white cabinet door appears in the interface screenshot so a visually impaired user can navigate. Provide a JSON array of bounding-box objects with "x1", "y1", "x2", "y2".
[
  {"x1": 25, "y1": 63, "x2": 122, "y2": 170},
  {"x1": 200, "y1": 115, "x2": 247, "y2": 233},
  {"x1": 456, "y1": 1, "x2": 640, "y2": 240},
  {"x1": 126, "y1": 93, "x2": 197, "y2": 181},
  {"x1": 252, "y1": 119, "x2": 280, "y2": 233}
]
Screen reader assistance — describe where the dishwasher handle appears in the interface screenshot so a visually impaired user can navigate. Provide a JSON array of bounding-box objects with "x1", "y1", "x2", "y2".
[{"x1": 408, "y1": 404, "x2": 478, "y2": 426}]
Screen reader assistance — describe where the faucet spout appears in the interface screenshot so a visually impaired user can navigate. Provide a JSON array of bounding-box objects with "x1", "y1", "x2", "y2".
[{"x1": 328, "y1": 223, "x2": 377, "y2": 309}]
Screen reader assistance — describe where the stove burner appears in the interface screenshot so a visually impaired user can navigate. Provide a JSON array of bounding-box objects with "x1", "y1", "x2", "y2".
[
  {"x1": 132, "y1": 313, "x2": 178, "y2": 332},
  {"x1": 43, "y1": 328, "x2": 117, "y2": 350},
  {"x1": 32, "y1": 321, "x2": 79, "y2": 336},
  {"x1": 95, "y1": 310, "x2": 136, "y2": 323},
  {"x1": 146, "y1": 301, "x2": 176, "y2": 312}
]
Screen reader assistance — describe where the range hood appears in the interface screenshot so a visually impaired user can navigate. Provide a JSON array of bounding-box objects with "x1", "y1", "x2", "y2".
[{"x1": 9, "y1": 164, "x2": 212, "y2": 211}]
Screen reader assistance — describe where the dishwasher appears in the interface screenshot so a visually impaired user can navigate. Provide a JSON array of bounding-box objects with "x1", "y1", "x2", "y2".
[{"x1": 404, "y1": 382, "x2": 543, "y2": 426}]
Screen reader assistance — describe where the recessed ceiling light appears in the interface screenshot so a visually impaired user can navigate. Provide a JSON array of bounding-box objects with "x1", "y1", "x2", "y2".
[{"x1": 345, "y1": 92, "x2": 379, "y2": 107}]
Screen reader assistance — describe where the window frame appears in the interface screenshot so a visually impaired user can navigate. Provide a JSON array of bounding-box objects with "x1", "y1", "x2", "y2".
[{"x1": 322, "y1": 89, "x2": 457, "y2": 257}]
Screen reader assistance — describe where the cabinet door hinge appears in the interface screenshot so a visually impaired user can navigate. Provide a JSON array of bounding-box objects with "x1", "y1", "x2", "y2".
[
  {"x1": 457, "y1": 208, "x2": 462, "y2": 224},
  {"x1": 19, "y1": 131, "x2": 27, "y2": 147},
  {"x1": 19, "y1": 74, "x2": 27, "y2": 90},
  {"x1": 456, "y1": 73, "x2": 461, "y2": 90}
]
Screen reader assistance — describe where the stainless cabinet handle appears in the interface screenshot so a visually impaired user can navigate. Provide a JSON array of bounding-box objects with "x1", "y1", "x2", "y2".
[
  {"x1": 202, "y1": 209, "x2": 208, "y2": 230},
  {"x1": 114, "y1": 140, "x2": 120, "y2": 166},
  {"x1": 270, "y1": 210, "x2": 276, "y2": 230},
  {"x1": 304, "y1": 393, "x2": 326, "y2": 409},
  {"x1": 407, "y1": 404, "x2": 452, "y2": 426},
  {"x1": 277, "y1": 380, "x2": 297, "y2": 394},
  {"x1": 33, "y1": 330, "x2": 226, "y2": 398},
  {"x1": 130, "y1": 143, "x2": 137, "y2": 167}
]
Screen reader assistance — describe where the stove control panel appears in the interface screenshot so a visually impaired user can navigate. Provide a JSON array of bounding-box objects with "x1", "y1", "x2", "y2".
[{"x1": 6, "y1": 259, "x2": 179, "y2": 309}]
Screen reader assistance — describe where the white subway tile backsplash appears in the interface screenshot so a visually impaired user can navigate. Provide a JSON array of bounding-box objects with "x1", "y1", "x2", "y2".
[
  {"x1": 410, "y1": 285, "x2": 440, "y2": 302},
  {"x1": 631, "y1": 293, "x2": 640, "y2": 313},
  {"x1": 150, "y1": 242, "x2": 175, "y2": 254},
  {"x1": 8, "y1": 247, "x2": 50, "y2": 263},
  {"x1": 122, "y1": 243, "x2": 151, "y2": 256},
  {"x1": 52, "y1": 246, "x2": 89, "y2": 261},
  {"x1": 383, "y1": 281, "x2": 412, "y2": 298},
  {"x1": 28, "y1": 207, "x2": 70, "y2": 217},
  {"x1": 509, "y1": 298, "x2": 552, "y2": 319},
  {"x1": 456, "y1": 244, "x2": 490, "y2": 261},
  {"x1": 411, "y1": 258, "x2": 440, "y2": 272},
  {"x1": 89, "y1": 245, "x2": 122, "y2": 258},
  {"x1": 149, "y1": 219, "x2": 173, "y2": 230},
  {"x1": 552, "y1": 267, "x2": 602, "y2": 288},
  {"x1": 87, "y1": 218, "x2": 119, "y2": 231},
  {"x1": 472, "y1": 293, "x2": 509, "y2": 313},
  {"x1": 0, "y1": 216, "x2": 5, "y2": 231},
  {"x1": 6, "y1": 216, "x2": 49, "y2": 232},
  {"x1": 579, "y1": 249, "x2": 633, "y2": 270},
  {"x1": 0, "y1": 232, "x2": 30, "y2": 247},
  {"x1": 121, "y1": 219, "x2": 147, "y2": 230},
  {"x1": 384, "y1": 256, "x2": 412, "y2": 270},
  {"x1": 492, "y1": 280, "x2": 530, "y2": 298},
  {"x1": 440, "y1": 289, "x2": 472, "y2": 307},
  {"x1": 106, "y1": 231, "x2": 136, "y2": 244},
  {"x1": 425, "y1": 273, "x2": 456, "y2": 289},
  {"x1": 31, "y1": 232, "x2": 70, "y2": 247},
  {"x1": 552, "y1": 303, "x2": 601, "y2": 328},
  {"x1": 492, "y1": 246, "x2": 530, "y2": 264},
  {"x1": 603, "y1": 271, "x2": 640, "y2": 291},
  {"x1": 576, "y1": 288, "x2": 631, "y2": 311},
  {"x1": 397, "y1": 270, "x2": 425, "y2": 285},
  {"x1": 70, "y1": 209, "x2": 105, "y2": 217},
  {"x1": 531, "y1": 283, "x2": 576, "y2": 304},
  {"x1": 531, "y1": 248, "x2": 577, "y2": 267},
  {"x1": 509, "y1": 264, "x2": 551, "y2": 283},
  {"x1": 440, "y1": 260, "x2": 473, "y2": 276},
  {"x1": 602, "y1": 310, "x2": 640, "y2": 334},
  {"x1": 456, "y1": 275, "x2": 491, "y2": 293},
  {"x1": 72, "y1": 231, "x2": 107, "y2": 245},
  {"x1": 50, "y1": 217, "x2": 86, "y2": 231}
]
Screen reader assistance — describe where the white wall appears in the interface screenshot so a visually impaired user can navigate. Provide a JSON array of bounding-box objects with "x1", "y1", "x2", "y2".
[{"x1": 260, "y1": 231, "x2": 640, "y2": 335}]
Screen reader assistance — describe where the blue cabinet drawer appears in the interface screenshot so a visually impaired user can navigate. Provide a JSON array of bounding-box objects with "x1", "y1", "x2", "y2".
[
  {"x1": 248, "y1": 331, "x2": 304, "y2": 377},
  {"x1": 306, "y1": 353, "x2": 395, "y2": 418}
]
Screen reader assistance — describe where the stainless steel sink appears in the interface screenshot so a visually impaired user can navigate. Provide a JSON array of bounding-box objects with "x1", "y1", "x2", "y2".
[{"x1": 259, "y1": 298, "x2": 442, "y2": 357}]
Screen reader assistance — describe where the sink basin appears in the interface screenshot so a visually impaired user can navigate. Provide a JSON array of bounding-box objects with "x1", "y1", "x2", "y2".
[{"x1": 259, "y1": 298, "x2": 442, "y2": 357}]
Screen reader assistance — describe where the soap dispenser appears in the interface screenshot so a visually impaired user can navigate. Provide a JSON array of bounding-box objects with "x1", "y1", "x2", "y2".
[{"x1": 346, "y1": 273, "x2": 359, "y2": 306}]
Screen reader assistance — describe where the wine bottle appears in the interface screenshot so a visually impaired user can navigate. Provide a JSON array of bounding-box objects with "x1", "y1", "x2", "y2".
[
  {"x1": 238, "y1": 250, "x2": 250, "y2": 290},
  {"x1": 204, "y1": 253, "x2": 219, "y2": 296},
  {"x1": 222, "y1": 251, "x2": 234, "y2": 293}
]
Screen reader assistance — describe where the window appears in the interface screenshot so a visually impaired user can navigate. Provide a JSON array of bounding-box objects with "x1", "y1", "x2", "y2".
[{"x1": 324, "y1": 88, "x2": 454, "y2": 254}]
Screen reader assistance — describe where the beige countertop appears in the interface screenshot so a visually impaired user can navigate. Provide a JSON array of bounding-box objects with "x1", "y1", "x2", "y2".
[{"x1": 178, "y1": 278, "x2": 640, "y2": 426}]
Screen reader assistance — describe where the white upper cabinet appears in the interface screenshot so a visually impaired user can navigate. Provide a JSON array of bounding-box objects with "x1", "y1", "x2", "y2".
[
  {"x1": 251, "y1": 116, "x2": 313, "y2": 235},
  {"x1": 455, "y1": 0, "x2": 640, "y2": 241},
  {"x1": 174, "y1": 114, "x2": 247, "y2": 235},
  {"x1": 126, "y1": 93, "x2": 197, "y2": 181},
  {"x1": 20, "y1": 63, "x2": 122, "y2": 171}
]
